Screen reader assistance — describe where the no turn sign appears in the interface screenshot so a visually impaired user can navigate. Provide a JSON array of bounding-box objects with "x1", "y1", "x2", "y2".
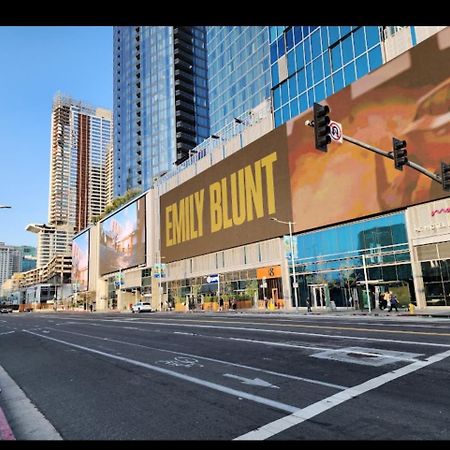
[{"x1": 329, "y1": 121, "x2": 343, "y2": 143}]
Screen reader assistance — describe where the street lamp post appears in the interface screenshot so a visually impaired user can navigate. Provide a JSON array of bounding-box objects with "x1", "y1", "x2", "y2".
[{"x1": 270, "y1": 217, "x2": 299, "y2": 312}]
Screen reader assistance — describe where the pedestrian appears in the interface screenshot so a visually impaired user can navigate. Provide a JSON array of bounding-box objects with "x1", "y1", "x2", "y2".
[
  {"x1": 379, "y1": 292, "x2": 386, "y2": 310},
  {"x1": 89, "y1": 304, "x2": 93, "y2": 312},
  {"x1": 388, "y1": 294, "x2": 399, "y2": 312},
  {"x1": 306, "y1": 299, "x2": 312, "y2": 313},
  {"x1": 219, "y1": 296, "x2": 224, "y2": 312}
]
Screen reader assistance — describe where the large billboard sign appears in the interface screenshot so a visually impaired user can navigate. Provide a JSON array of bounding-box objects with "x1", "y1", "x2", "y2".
[
  {"x1": 99, "y1": 196, "x2": 146, "y2": 275},
  {"x1": 160, "y1": 126, "x2": 293, "y2": 262},
  {"x1": 72, "y1": 230, "x2": 89, "y2": 292},
  {"x1": 288, "y1": 29, "x2": 450, "y2": 233},
  {"x1": 160, "y1": 29, "x2": 450, "y2": 263}
]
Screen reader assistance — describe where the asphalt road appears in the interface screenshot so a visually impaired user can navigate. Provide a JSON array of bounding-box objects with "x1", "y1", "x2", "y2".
[{"x1": 1, "y1": 311, "x2": 450, "y2": 440}]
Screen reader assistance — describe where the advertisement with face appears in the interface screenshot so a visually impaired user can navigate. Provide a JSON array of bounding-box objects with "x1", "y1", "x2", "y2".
[
  {"x1": 99, "y1": 196, "x2": 146, "y2": 275},
  {"x1": 287, "y1": 28, "x2": 450, "y2": 234},
  {"x1": 72, "y1": 230, "x2": 89, "y2": 292}
]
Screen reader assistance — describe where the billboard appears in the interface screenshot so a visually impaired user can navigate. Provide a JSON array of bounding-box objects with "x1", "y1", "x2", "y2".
[
  {"x1": 160, "y1": 126, "x2": 293, "y2": 263},
  {"x1": 99, "y1": 196, "x2": 146, "y2": 275},
  {"x1": 160, "y1": 29, "x2": 450, "y2": 263},
  {"x1": 72, "y1": 230, "x2": 89, "y2": 292},
  {"x1": 287, "y1": 28, "x2": 450, "y2": 233}
]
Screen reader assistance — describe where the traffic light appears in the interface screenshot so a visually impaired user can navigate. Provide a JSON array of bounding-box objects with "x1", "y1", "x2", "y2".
[
  {"x1": 313, "y1": 103, "x2": 331, "y2": 152},
  {"x1": 441, "y1": 162, "x2": 450, "y2": 191},
  {"x1": 392, "y1": 138, "x2": 408, "y2": 170}
]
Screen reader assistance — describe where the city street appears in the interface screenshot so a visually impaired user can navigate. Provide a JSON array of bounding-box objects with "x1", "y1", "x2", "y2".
[{"x1": 1, "y1": 311, "x2": 450, "y2": 440}]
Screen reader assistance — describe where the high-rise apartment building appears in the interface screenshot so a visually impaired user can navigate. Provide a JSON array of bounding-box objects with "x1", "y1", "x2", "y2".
[
  {"x1": 0, "y1": 242, "x2": 21, "y2": 290},
  {"x1": 206, "y1": 26, "x2": 271, "y2": 134},
  {"x1": 113, "y1": 26, "x2": 209, "y2": 197},
  {"x1": 18, "y1": 245, "x2": 37, "y2": 272},
  {"x1": 49, "y1": 94, "x2": 113, "y2": 232},
  {"x1": 26, "y1": 95, "x2": 113, "y2": 266}
]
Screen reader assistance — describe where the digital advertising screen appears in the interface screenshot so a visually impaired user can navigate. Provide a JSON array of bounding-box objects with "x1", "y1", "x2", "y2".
[
  {"x1": 287, "y1": 28, "x2": 450, "y2": 233},
  {"x1": 99, "y1": 196, "x2": 146, "y2": 275},
  {"x1": 72, "y1": 230, "x2": 89, "y2": 292}
]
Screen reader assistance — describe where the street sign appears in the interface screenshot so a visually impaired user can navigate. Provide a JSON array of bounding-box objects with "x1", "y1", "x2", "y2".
[
  {"x1": 329, "y1": 121, "x2": 343, "y2": 143},
  {"x1": 207, "y1": 274, "x2": 219, "y2": 283},
  {"x1": 293, "y1": 282, "x2": 299, "y2": 288}
]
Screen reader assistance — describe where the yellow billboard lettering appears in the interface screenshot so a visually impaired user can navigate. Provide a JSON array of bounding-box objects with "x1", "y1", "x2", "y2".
[
  {"x1": 173, "y1": 198, "x2": 185, "y2": 244},
  {"x1": 166, "y1": 205, "x2": 173, "y2": 247},
  {"x1": 189, "y1": 194, "x2": 197, "y2": 239},
  {"x1": 210, "y1": 182, "x2": 222, "y2": 232},
  {"x1": 261, "y1": 151, "x2": 277, "y2": 214},
  {"x1": 195, "y1": 189, "x2": 204, "y2": 237},
  {"x1": 245, "y1": 160, "x2": 263, "y2": 221},
  {"x1": 221, "y1": 177, "x2": 233, "y2": 229},
  {"x1": 185, "y1": 194, "x2": 191, "y2": 241},
  {"x1": 230, "y1": 169, "x2": 246, "y2": 226}
]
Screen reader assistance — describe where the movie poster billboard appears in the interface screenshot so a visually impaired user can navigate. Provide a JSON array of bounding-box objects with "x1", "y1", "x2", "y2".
[
  {"x1": 160, "y1": 126, "x2": 292, "y2": 263},
  {"x1": 99, "y1": 196, "x2": 146, "y2": 275},
  {"x1": 72, "y1": 230, "x2": 89, "y2": 292},
  {"x1": 288, "y1": 29, "x2": 450, "y2": 233}
]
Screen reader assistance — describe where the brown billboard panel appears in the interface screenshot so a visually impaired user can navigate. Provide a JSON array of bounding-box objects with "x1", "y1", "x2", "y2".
[
  {"x1": 288, "y1": 29, "x2": 450, "y2": 233},
  {"x1": 161, "y1": 126, "x2": 292, "y2": 262}
]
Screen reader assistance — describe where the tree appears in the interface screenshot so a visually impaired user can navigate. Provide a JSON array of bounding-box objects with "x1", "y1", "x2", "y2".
[{"x1": 90, "y1": 188, "x2": 142, "y2": 224}]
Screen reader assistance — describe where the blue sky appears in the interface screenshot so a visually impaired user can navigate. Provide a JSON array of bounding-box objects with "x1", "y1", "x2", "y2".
[{"x1": 0, "y1": 26, "x2": 112, "y2": 247}]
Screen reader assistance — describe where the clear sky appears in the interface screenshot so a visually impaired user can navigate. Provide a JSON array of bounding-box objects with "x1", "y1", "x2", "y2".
[{"x1": 0, "y1": 26, "x2": 112, "y2": 247}]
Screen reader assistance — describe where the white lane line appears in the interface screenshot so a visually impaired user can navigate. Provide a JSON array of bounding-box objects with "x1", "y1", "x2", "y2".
[
  {"x1": 234, "y1": 348, "x2": 450, "y2": 440},
  {"x1": 47, "y1": 316, "x2": 450, "y2": 348},
  {"x1": 40, "y1": 326, "x2": 348, "y2": 391},
  {"x1": 0, "y1": 331, "x2": 15, "y2": 336},
  {"x1": 23, "y1": 330, "x2": 300, "y2": 414}
]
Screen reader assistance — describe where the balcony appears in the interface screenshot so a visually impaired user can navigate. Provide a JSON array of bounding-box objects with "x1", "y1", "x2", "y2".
[
  {"x1": 174, "y1": 78, "x2": 194, "y2": 94},
  {"x1": 175, "y1": 109, "x2": 195, "y2": 125},
  {"x1": 175, "y1": 99, "x2": 195, "y2": 114},
  {"x1": 174, "y1": 69, "x2": 194, "y2": 84}
]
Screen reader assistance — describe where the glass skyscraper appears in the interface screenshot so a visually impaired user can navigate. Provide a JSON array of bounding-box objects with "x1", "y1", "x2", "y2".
[
  {"x1": 270, "y1": 26, "x2": 384, "y2": 127},
  {"x1": 113, "y1": 26, "x2": 209, "y2": 197},
  {"x1": 206, "y1": 26, "x2": 271, "y2": 134}
]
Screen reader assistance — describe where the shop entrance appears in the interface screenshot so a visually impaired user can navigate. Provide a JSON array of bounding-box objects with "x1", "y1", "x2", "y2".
[{"x1": 309, "y1": 284, "x2": 329, "y2": 308}]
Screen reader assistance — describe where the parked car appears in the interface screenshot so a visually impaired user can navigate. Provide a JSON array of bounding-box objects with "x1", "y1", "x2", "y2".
[
  {"x1": 131, "y1": 302, "x2": 152, "y2": 313},
  {"x1": 0, "y1": 307, "x2": 13, "y2": 314}
]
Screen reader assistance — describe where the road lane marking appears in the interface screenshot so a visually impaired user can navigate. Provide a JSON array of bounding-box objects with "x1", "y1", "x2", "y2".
[
  {"x1": 39, "y1": 326, "x2": 348, "y2": 390},
  {"x1": 23, "y1": 330, "x2": 301, "y2": 414},
  {"x1": 224, "y1": 374, "x2": 279, "y2": 389},
  {"x1": 48, "y1": 315, "x2": 450, "y2": 337},
  {"x1": 83, "y1": 319, "x2": 450, "y2": 349},
  {"x1": 0, "y1": 331, "x2": 15, "y2": 336},
  {"x1": 234, "y1": 348, "x2": 450, "y2": 440}
]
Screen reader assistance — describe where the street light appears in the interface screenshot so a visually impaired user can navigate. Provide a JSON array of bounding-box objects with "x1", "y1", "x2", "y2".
[{"x1": 270, "y1": 217, "x2": 298, "y2": 312}]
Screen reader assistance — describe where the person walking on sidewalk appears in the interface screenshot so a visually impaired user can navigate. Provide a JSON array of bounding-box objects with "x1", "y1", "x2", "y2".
[{"x1": 388, "y1": 294, "x2": 399, "y2": 312}]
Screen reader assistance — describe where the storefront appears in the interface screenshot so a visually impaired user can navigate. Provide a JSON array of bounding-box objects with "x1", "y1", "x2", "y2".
[
  {"x1": 289, "y1": 212, "x2": 414, "y2": 309},
  {"x1": 406, "y1": 198, "x2": 450, "y2": 308}
]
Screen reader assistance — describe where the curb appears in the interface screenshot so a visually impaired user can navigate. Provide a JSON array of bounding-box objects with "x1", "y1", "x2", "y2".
[{"x1": 0, "y1": 405, "x2": 15, "y2": 441}]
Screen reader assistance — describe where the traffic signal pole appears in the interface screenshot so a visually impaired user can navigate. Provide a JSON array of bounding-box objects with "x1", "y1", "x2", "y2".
[
  {"x1": 341, "y1": 133, "x2": 443, "y2": 185},
  {"x1": 305, "y1": 120, "x2": 444, "y2": 186}
]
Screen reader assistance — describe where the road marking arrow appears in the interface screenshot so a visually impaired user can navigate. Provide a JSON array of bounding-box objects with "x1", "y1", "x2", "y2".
[{"x1": 224, "y1": 373, "x2": 279, "y2": 389}]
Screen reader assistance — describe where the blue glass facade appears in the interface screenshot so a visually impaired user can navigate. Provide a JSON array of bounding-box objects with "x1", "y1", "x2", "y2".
[
  {"x1": 287, "y1": 212, "x2": 414, "y2": 308},
  {"x1": 113, "y1": 26, "x2": 209, "y2": 197},
  {"x1": 269, "y1": 26, "x2": 384, "y2": 127},
  {"x1": 207, "y1": 26, "x2": 271, "y2": 134}
]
